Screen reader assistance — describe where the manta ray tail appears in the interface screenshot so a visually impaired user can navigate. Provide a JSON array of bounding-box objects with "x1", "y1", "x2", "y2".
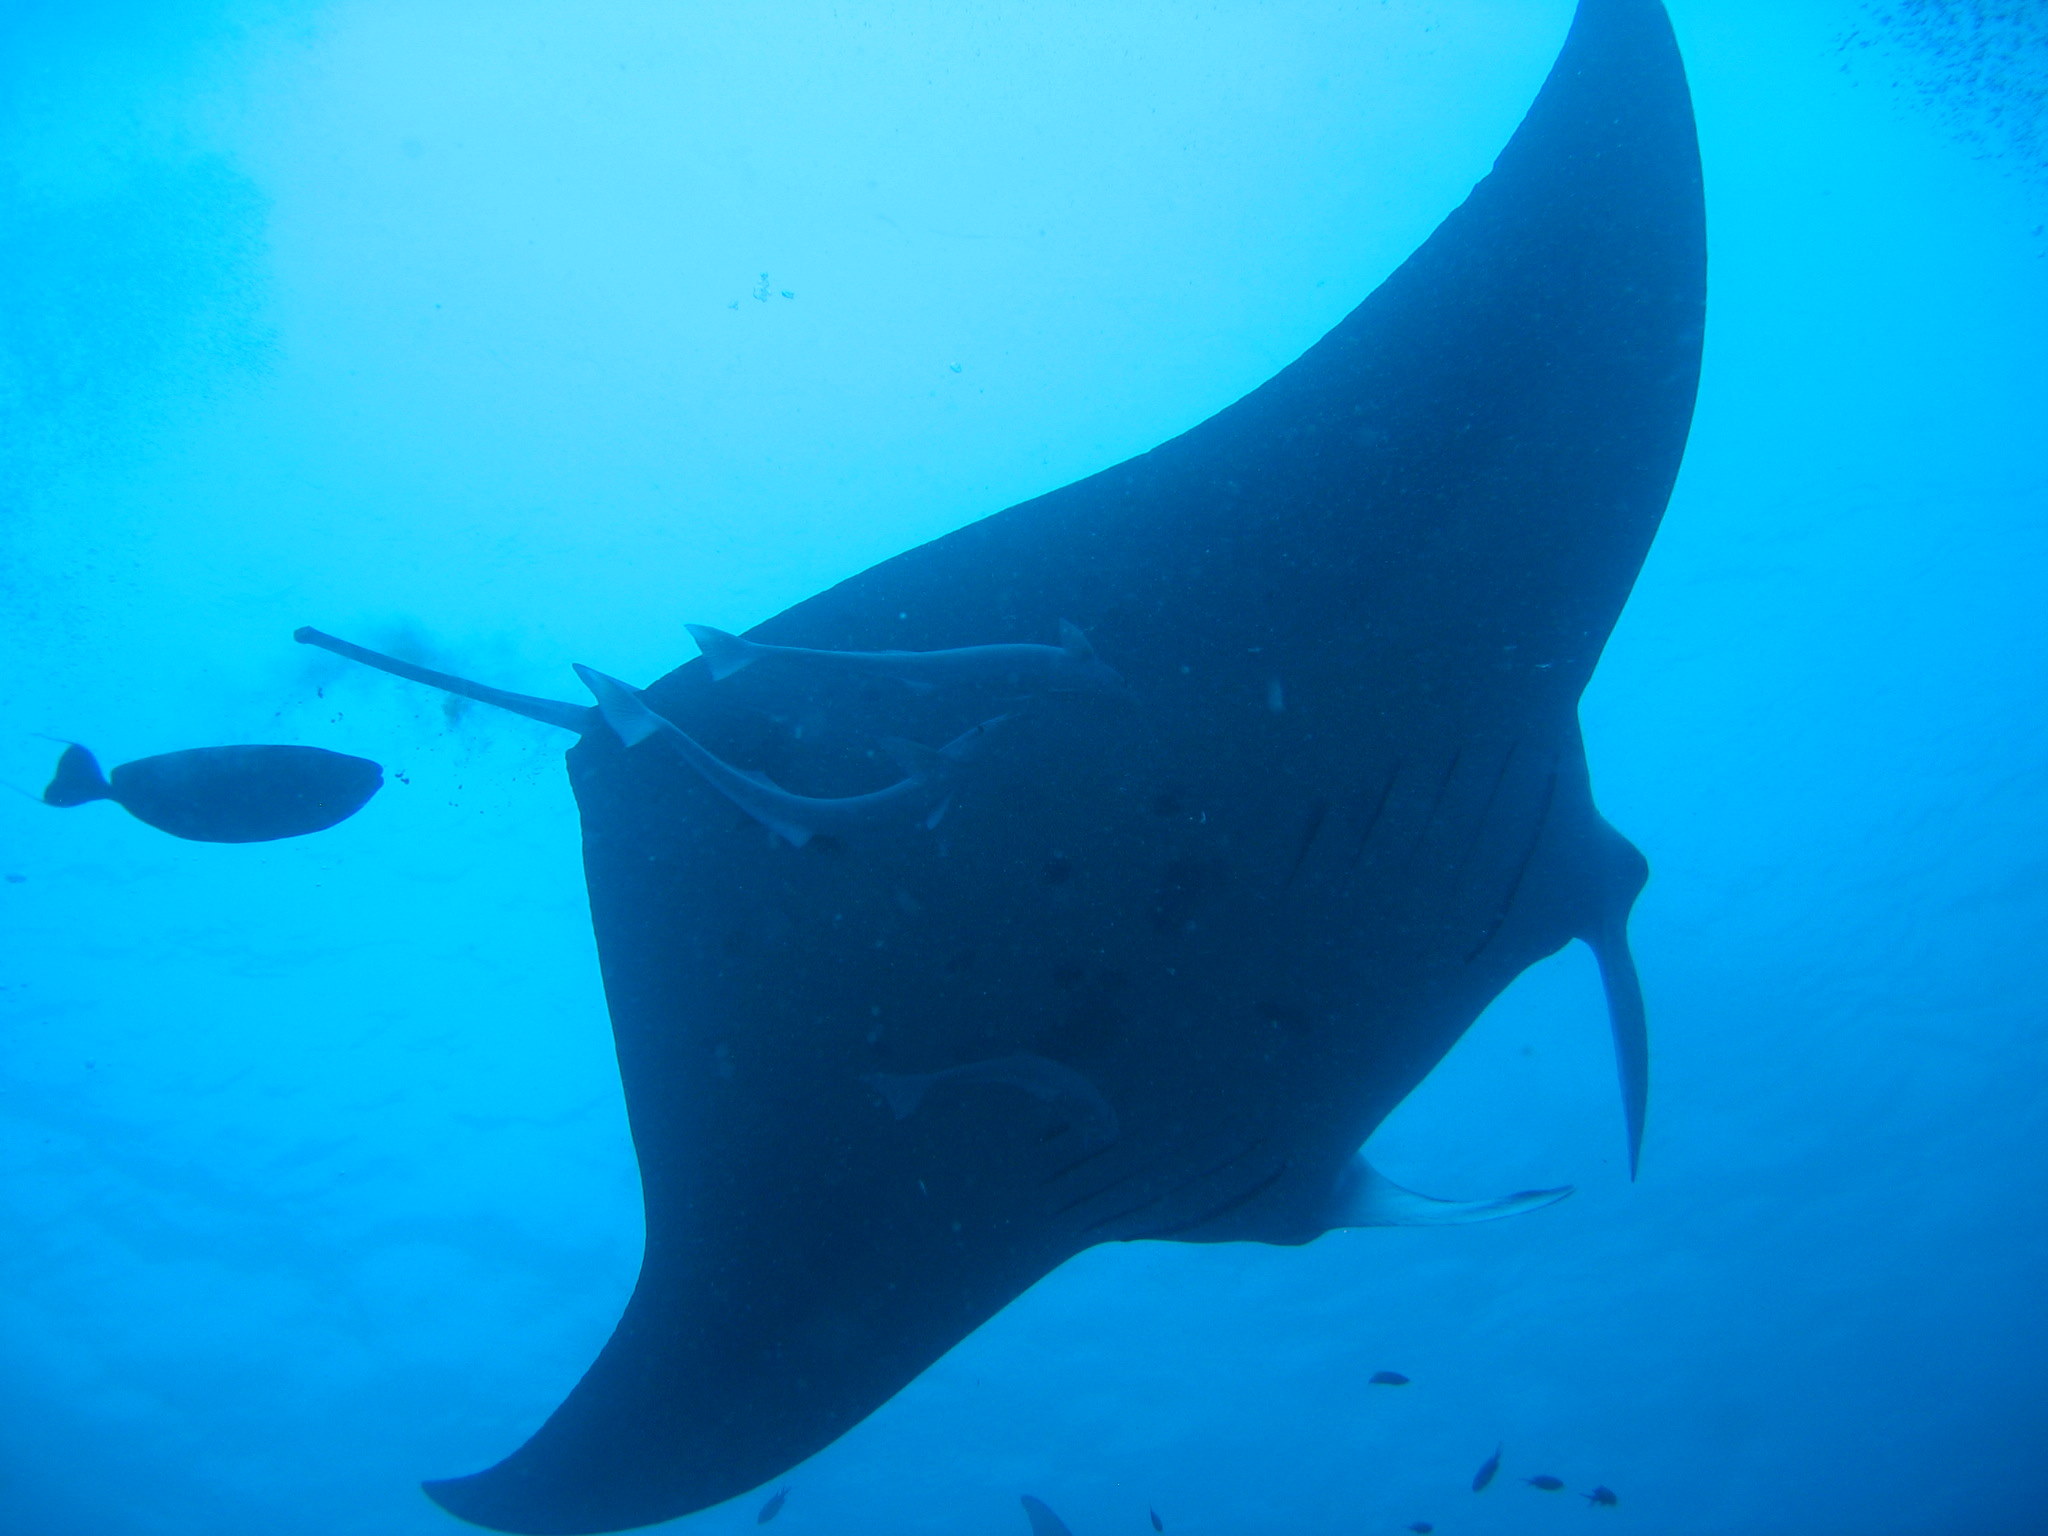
[
  {"x1": 42, "y1": 744, "x2": 112, "y2": 807},
  {"x1": 295, "y1": 628, "x2": 594, "y2": 733},
  {"x1": 686, "y1": 624, "x2": 758, "y2": 681},
  {"x1": 1324, "y1": 1155, "x2": 1573, "y2": 1230}
]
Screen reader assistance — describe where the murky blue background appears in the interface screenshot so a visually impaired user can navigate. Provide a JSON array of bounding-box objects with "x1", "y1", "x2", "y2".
[{"x1": 4, "y1": 2, "x2": 2044, "y2": 1532}]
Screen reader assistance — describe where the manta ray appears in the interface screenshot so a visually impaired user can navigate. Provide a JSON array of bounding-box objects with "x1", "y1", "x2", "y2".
[{"x1": 302, "y1": 0, "x2": 1703, "y2": 1527}]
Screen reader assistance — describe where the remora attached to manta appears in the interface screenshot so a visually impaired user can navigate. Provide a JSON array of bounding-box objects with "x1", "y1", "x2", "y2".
[{"x1": 303, "y1": 0, "x2": 1703, "y2": 1527}]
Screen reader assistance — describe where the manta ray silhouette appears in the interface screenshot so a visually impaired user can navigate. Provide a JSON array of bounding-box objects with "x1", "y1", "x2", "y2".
[{"x1": 305, "y1": 0, "x2": 1702, "y2": 1527}]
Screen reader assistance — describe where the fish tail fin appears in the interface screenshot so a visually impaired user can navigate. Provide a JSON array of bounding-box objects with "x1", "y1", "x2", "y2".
[
  {"x1": 1581, "y1": 818, "x2": 1650, "y2": 1179},
  {"x1": 1056, "y1": 619, "x2": 1095, "y2": 659},
  {"x1": 573, "y1": 665, "x2": 668, "y2": 748},
  {"x1": 42, "y1": 744, "x2": 112, "y2": 808},
  {"x1": 877, "y1": 717, "x2": 1004, "y2": 788},
  {"x1": 762, "y1": 817, "x2": 814, "y2": 850},
  {"x1": 687, "y1": 625, "x2": 758, "y2": 682},
  {"x1": 877, "y1": 737, "x2": 942, "y2": 780},
  {"x1": 861, "y1": 1072, "x2": 930, "y2": 1121}
]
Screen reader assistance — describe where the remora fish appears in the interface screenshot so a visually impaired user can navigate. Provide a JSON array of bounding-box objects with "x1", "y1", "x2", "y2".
[
  {"x1": 41, "y1": 742, "x2": 382, "y2": 843},
  {"x1": 862, "y1": 1054, "x2": 1120, "y2": 1153},
  {"x1": 575, "y1": 664, "x2": 1003, "y2": 847},
  {"x1": 1328, "y1": 1159, "x2": 1570, "y2": 1230},
  {"x1": 687, "y1": 618, "x2": 1124, "y2": 696}
]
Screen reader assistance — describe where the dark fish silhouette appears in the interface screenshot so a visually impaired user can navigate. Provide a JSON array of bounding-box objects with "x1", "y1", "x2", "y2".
[
  {"x1": 1020, "y1": 1494, "x2": 1073, "y2": 1536},
  {"x1": 1472, "y1": 1444, "x2": 1503, "y2": 1492},
  {"x1": 1409, "y1": 1524, "x2": 1434, "y2": 1534},
  {"x1": 303, "y1": 0, "x2": 1703, "y2": 1528},
  {"x1": 1150, "y1": 1509, "x2": 1163, "y2": 1532},
  {"x1": 755, "y1": 1486, "x2": 787, "y2": 1523},
  {"x1": 1526, "y1": 1475, "x2": 1567, "y2": 1492},
  {"x1": 1369, "y1": 1370, "x2": 1411, "y2": 1386},
  {"x1": 1585, "y1": 1486, "x2": 1619, "y2": 1507},
  {"x1": 41, "y1": 742, "x2": 381, "y2": 843}
]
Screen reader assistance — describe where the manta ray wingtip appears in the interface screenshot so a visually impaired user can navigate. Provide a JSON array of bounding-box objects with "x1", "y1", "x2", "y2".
[
  {"x1": 1021, "y1": 1495, "x2": 1076, "y2": 1536},
  {"x1": 419, "y1": 1474, "x2": 536, "y2": 1536}
]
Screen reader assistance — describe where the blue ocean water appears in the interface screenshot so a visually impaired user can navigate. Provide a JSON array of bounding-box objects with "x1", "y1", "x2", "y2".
[{"x1": 2, "y1": 2, "x2": 2043, "y2": 1533}]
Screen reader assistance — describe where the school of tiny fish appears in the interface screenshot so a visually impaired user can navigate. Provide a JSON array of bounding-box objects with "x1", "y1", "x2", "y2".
[{"x1": 717, "y1": 1422, "x2": 1623, "y2": 1533}]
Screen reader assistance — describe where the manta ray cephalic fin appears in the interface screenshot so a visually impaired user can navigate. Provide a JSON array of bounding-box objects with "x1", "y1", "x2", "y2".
[
  {"x1": 1579, "y1": 817, "x2": 1651, "y2": 1179},
  {"x1": 1589, "y1": 919, "x2": 1648, "y2": 1179}
]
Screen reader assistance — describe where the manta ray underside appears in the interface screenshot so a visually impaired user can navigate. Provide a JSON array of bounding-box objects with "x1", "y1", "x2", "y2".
[{"x1": 315, "y1": 0, "x2": 1703, "y2": 1527}]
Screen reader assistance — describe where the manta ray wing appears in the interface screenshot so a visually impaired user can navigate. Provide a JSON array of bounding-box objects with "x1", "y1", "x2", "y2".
[{"x1": 425, "y1": 1, "x2": 1703, "y2": 1529}]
